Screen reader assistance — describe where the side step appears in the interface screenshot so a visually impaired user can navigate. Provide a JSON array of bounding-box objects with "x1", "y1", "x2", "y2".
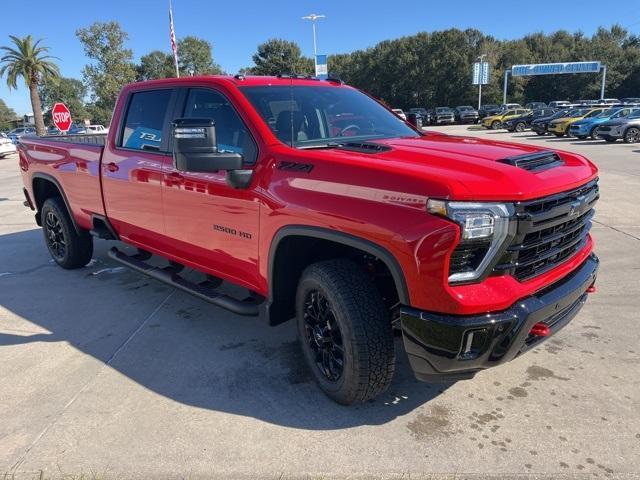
[{"x1": 108, "y1": 247, "x2": 262, "y2": 316}]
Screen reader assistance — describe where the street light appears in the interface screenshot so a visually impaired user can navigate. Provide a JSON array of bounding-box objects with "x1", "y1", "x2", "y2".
[
  {"x1": 302, "y1": 13, "x2": 325, "y2": 58},
  {"x1": 477, "y1": 54, "x2": 487, "y2": 111}
]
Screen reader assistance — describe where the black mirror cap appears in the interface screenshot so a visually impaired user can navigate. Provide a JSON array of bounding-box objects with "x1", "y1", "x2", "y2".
[{"x1": 172, "y1": 117, "x2": 244, "y2": 173}]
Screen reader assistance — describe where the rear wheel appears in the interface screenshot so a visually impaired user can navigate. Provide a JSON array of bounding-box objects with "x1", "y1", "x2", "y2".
[
  {"x1": 590, "y1": 126, "x2": 601, "y2": 140},
  {"x1": 624, "y1": 127, "x2": 640, "y2": 144},
  {"x1": 41, "y1": 197, "x2": 93, "y2": 269},
  {"x1": 296, "y1": 260, "x2": 395, "y2": 405},
  {"x1": 515, "y1": 122, "x2": 526, "y2": 132}
]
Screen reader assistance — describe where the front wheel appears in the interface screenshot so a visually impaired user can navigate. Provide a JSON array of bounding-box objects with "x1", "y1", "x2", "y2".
[
  {"x1": 590, "y1": 127, "x2": 601, "y2": 140},
  {"x1": 491, "y1": 120, "x2": 501, "y2": 130},
  {"x1": 624, "y1": 127, "x2": 640, "y2": 144},
  {"x1": 296, "y1": 260, "x2": 395, "y2": 405},
  {"x1": 41, "y1": 197, "x2": 93, "y2": 269},
  {"x1": 515, "y1": 122, "x2": 526, "y2": 132}
]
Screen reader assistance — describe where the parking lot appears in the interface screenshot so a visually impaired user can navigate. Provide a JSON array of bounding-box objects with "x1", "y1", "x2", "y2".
[{"x1": 1, "y1": 126, "x2": 639, "y2": 479}]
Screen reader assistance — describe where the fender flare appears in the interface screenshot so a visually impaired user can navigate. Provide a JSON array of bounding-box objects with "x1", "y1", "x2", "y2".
[
  {"x1": 31, "y1": 172, "x2": 81, "y2": 234},
  {"x1": 268, "y1": 225, "x2": 410, "y2": 306}
]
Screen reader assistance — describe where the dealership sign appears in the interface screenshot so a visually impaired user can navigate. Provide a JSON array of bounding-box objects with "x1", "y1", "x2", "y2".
[
  {"x1": 472, "y1": 62, "x2": 490, "y2": 85},
  {"x1": 315, "y1": 54, "x2": 328, "y2": 79},
  {"x1": 511, "y1": 61, "x2": 601, "y2": 77}
]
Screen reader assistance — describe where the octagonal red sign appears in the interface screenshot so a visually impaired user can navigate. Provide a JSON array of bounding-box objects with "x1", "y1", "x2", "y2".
[{"x1": 52, "y1": 102, "x2": 72, "y2": 132}]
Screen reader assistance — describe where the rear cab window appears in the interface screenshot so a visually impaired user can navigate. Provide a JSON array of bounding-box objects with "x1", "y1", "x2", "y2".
[{"x1": 119, "y1": 89, "x2": 173, "y2": 152}]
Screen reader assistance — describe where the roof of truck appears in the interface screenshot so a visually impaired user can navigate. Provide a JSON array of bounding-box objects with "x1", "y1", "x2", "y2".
[{"x1": 130, "y1": 75, "x2": 345, "y2": 89}]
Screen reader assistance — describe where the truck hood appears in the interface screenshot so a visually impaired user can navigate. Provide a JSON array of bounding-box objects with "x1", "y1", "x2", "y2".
[{"x1": 315, "y1": 134, "x2": 597, "y2": 202}]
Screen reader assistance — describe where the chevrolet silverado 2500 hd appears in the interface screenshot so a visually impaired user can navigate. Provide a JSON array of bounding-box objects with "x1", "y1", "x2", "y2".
[{"x1": 18, "y1": 75, "x2": 599, "y2": 405}]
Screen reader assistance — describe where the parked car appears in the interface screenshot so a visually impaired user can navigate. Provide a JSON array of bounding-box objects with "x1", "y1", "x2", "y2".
[
  {"x1": 429, "y1": 107, "x2": 455, "y2": 125},
  {"x1": 598, "y1": 109, "x2": 640, "y2": 143},
  {"x1": 46, "y1": 125, "x2": 61, "y2": 135},
  {"x1": 500, "y1": 103, "x2": 522, "y2": 111},
  {"x1": 548, "y1": 108, "x2": 607, "y2": 137},
  {"x1": 601, "y1": 98, "x2": 621, "y2": 105},
  {"x1": 531, "y1": 109, "x2": 571, "y2": 135},
  {"x1": 17, "y1": 75, "x2": 600, "y2": 404},
  {"x1": 392, "y1": 109, "x2": 407, "y2": 120},
  {"x1": 408, "y1": 107, "x2": 431, "y2": 124},
  {"x1": 67, "y1": 123, "x2": 87, "y2": 135},
  {"x1": 548, "y1": 100, "x2": 572, "y2": 109},
  {"x1": 0, "y1": 132, "x2": 17, "y2": 157},
  {"x1": 8, "y1": 126, "x2": 36, "y2": 144},
  {"x1": 85, "y1": 124, "x2": 109, "y2": 134},
  {"x1": 569, "y1": 107, "x2": 640, "y2": 140},
  {"x1": 620, "y1": 97, "x2": 640, "y2": 105},
  {"x1": 481, "y1": 108, "x2": 530, "y2": 130},
  {"x1": 478, "y1": 104, "x2": 501, "y2": 119},
  {"x1": 524, "y1": 102, "x2": 547, "y2": 110},
  {"x1": 454, "y1": 106, "x2": 479, "y2": 124},
  {"x1": 503, "y1": 108, "x2": 557, "y2": 132}
]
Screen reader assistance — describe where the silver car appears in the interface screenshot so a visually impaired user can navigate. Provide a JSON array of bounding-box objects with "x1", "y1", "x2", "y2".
[{"x1": 598, "y1": 109, "x2": 640, "y2": 143}]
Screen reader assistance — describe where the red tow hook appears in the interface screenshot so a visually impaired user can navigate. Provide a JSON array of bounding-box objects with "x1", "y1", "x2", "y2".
[
  {"x1": 587, "y1": 284, "x2": 597, "y2": 294},
  {"x1": 529, "y1": 322, "x2": 550, "y2": 337}
]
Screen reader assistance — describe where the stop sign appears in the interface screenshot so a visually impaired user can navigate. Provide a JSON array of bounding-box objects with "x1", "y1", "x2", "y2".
[{"x1": 51, "y1": 102, "x2": 72, "y2": 132}]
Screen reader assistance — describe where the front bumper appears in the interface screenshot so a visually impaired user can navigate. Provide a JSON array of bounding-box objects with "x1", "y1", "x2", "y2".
[
  {"x1": 569, "y1": 124, "x2": 590, "y2": 136},
  {"x1": 400, "y1": 254, "x2": 598, "y2": 382}
]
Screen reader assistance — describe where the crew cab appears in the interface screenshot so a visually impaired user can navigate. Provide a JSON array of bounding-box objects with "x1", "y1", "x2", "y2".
[{"x1": 18, "y1": 76, "x2": 599, "y2": 405}]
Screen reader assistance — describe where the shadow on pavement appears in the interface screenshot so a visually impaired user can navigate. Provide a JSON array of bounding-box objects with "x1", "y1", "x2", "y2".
[{"x1": 0, "y1": 228, "x2": 449, "y2": 430}]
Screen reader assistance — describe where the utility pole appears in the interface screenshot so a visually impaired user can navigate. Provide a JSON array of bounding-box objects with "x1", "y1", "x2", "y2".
[
  {"x1": 477, "y1": 54, "x2": 486, "y2": 110},
  {"x1": 302, "y1": 13, "x2": 325, "y2": 60}
]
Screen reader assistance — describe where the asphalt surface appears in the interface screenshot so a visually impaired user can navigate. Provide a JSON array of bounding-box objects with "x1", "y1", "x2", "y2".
[{"x1": 1, "y1": 126, "x2": 639, "y2": 479}]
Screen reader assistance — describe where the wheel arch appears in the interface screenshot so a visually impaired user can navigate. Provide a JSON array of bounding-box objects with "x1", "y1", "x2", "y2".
[
  {"x1": 31, "y1": 173, "x2": 80, "y2": 234},
  {"x1": 267, "y1": 226, "x2": 410, "y2": 326}
]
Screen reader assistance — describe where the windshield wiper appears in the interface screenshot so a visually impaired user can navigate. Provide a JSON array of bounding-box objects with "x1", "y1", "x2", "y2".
[{"x1": 296, "y1": 142, "x2": 343, "y2": 150}]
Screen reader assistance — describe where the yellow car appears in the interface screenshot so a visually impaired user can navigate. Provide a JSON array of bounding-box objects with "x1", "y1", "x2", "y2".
[
  {"x1": 547, "y1": 108, "x2": 607, "y2": 137},
  {"x1": 482, "y1": 108, "x2": 530, "y2": 129}
]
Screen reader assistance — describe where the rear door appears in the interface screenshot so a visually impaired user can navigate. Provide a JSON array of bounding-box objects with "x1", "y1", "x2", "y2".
[
  {"x1": 161, "y1": 87, "x2": 262, "y2": 289},
  {"x1": 101, "y1": 88, "x2": 176, "y2": 247}
]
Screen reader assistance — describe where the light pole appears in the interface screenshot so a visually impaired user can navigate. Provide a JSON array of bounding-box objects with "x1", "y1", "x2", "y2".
[
  {"x1": 477, "y1": 54, "x2": 486, "y2": 111},
  {"x1": 302, "y1": 13, "x2": 325, "y2": 59}
]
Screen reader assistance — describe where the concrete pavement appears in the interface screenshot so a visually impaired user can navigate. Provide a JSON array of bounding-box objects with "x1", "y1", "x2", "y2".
[{"x1": 0, "y1": 127, "x2": 639, "y2": 479}]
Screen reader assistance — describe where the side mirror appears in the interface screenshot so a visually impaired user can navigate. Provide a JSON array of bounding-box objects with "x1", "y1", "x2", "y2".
[{"x1": 172, "y1": 118, "x2": 243, "y2": 173}]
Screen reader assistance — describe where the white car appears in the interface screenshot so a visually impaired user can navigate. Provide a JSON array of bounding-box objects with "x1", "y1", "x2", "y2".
[
  {"x1": 392, "y1": 109, "x2": 407, "y2": 120},
  {"x1": 0, "y1": 132, "x2": 17, "y2": 157},
  {"x1": 85, "y1": 124, "x2": 109, "y2": 134}
]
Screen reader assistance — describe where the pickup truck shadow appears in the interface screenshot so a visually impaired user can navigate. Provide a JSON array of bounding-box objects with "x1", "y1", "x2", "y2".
[{"x1": 0, "y1": 229, "x2": 449, "y2": 430}]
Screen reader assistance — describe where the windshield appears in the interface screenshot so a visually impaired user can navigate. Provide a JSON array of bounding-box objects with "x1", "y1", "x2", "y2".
[
  {"x1": 567, "y1": 109, "x2": 587, "y2": 117},
  {"x1": 241, "y1": 85, "x2": 419, "y2": 148},
  {"x1": 436, "y1": 107, "x2": 451, "y2": 113},
  {"x1": 457, "y1": 106, "x2": 473, "y2": 111}
]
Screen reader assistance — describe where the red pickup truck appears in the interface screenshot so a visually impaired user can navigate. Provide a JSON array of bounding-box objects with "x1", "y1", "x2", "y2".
[{"x1": 18, "y1": 75, "x2": 599, "y2": 405}]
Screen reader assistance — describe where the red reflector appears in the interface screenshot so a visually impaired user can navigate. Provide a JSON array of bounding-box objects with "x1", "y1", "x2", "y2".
[
  {"x1": 587, "y1": 285, "x2": 596, "y2": 293},
  {"x1": 530, "y1": 322, "x2": 550, "y2": 337}
]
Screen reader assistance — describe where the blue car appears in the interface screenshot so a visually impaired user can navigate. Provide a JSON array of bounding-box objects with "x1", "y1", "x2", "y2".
[
  {"x1": 569, "y1": 106, "x2": 639, "y2": 140},
  {"x1": 7, "y1": 126, "x2": 36, "y2": 144}
]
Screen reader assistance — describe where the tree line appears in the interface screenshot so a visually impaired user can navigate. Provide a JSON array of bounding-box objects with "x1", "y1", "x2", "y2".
[{"x1": 2, "y1": 21, "x2": 640, "y2": 134}]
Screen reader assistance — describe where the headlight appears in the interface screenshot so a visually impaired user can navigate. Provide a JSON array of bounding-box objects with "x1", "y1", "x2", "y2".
[{"x1": 427, "y1": 200, "x2": 514, "y2": 283}]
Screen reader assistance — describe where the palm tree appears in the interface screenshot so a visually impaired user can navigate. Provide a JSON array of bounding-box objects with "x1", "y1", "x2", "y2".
[{"x1": 0, "y1": 35, "x2": 59, "y2": 136}]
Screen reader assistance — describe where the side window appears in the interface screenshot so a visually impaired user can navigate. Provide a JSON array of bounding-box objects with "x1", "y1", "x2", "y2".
[
  {"x1": 183, "y1": 88, "x2": 258, "y2": 165},
  {"x1": 120, "y1": 89, "x2": 172, "y2": 152}
]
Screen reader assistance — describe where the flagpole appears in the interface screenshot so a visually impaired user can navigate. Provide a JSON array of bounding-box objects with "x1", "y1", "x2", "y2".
[{"x1": 169, "y1": 0, "x2": 180, "y2": 78}]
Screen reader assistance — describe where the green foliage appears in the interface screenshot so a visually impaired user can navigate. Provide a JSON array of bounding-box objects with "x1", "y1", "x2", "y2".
[
  {"x1": 247, "y1": 39, "x2": 313, "y2": 76},
  {"x1": 39, "y1": 76, "x2": 89, "y2": 122},
  {"x1": 137, "y1": 50, "x2": 175, "y2": 80},
  {"x1": 178, "y1": 36, "x2": 223, "y2": 76},
  {"x1": 0, "y1": 35, "x2": 59, "y2": 135},
  {"x1": 0, "y1": 98, "x2": 17, "y2": 130},
  {"x1": 325, "y1": 25, "x2": 640, "y2": 109},
  {"x1": 76, "y1": 21, "x2": 137, "y2": 125}
]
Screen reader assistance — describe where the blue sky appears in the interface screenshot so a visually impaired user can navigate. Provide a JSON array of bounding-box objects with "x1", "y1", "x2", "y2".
[{"x1": 2, "y1": 0, "x2": 639, "y2": 114}]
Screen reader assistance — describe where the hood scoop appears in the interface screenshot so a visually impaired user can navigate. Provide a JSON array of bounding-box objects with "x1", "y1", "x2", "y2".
[
  {"x1": 337, "y1": 142, "x2": 392, "y2": 154},
  {"x1": 499, "y1": 150, "x2": 564, "y2": 172}
]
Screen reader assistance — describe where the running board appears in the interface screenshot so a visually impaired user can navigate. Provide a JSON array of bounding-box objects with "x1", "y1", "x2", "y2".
[{"x1": 108, "y1": 247, "x2": 262, "y2": 316}]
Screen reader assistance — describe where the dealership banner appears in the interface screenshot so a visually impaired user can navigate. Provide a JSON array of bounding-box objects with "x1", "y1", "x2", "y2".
[{"x1": 511, "y1": 61, "x2": 601, "y2": 76}]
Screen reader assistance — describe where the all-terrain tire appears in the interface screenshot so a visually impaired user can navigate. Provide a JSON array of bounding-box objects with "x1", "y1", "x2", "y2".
[
  {"x1": 295, "y1": 260, "x2": 395, "y2": 405},
  {"x1": 41, "y1": 197, "x2": 93, "y2": 269}
]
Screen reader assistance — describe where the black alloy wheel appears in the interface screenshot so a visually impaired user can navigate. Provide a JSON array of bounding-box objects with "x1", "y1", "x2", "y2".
[
  {"x1": 302, "y1": 289, "x2": 345, "y2": 382},
  {"x1": 44, "y1": 210, "x2": 66, "y2": 261}
]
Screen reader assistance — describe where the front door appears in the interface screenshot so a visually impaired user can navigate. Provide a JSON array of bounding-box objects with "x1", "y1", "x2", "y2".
[{"x1": 162, "y1": 87, "x2": 262, "y2": 291}]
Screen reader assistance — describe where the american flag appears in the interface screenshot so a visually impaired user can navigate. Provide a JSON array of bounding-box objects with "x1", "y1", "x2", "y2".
[{"x1": 169, "y1": 0, "x2": 179, "y2": 77}]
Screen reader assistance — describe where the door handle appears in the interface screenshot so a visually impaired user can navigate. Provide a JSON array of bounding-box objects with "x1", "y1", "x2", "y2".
[{"x1": 106, "y1": 162, "x2": 119, "y2": 173}]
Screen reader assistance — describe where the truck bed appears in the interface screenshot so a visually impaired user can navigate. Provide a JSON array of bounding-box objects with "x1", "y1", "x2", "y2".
[{"x1": 39, "y1": 133, "x2": 107, "y2": 146}]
